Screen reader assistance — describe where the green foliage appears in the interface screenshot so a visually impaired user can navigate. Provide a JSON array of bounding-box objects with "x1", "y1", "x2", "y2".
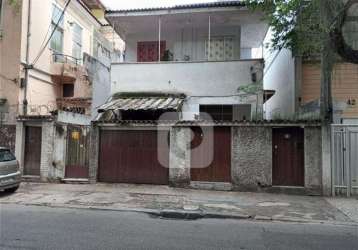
[
  {"x1": 7, "y1": 0, "x2": 21, "y2": 13},
  {"x1": 246, "y1": 0, "x2": 344, "y2": 57}
]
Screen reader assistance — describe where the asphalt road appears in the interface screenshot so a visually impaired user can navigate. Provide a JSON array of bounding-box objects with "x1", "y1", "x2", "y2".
[{"x1": 0, "y1": 204, "x2": 358, "y2": 250}]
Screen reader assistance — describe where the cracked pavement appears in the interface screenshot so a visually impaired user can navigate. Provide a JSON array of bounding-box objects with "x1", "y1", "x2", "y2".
[{"x1": 0, "y1": 182, "x2": 356, "y2": 224}]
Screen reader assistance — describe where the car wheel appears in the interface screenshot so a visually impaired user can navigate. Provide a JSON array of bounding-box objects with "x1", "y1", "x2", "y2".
[{"x1": 4, "y1": 186, "x2": 19, "y2": 193}]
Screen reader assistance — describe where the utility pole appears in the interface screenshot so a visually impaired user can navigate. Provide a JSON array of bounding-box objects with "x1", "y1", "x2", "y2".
[
  {"x1": 23, "y1": 0, "x2": 32, "y2": 116},
  {"x1": 319, "y1": 0, "x2": 335, "y2": 196}
]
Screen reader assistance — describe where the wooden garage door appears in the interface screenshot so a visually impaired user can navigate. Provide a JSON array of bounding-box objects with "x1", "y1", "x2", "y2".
[
  {"x1": 98, "y1": 130, "x2": 169, "y2": 185},
  {"x1": 24, "y1": 126, "x2": 42, "y2": 176},
  {"x1": 191, "y1": 127, "x2": 231, "y2": 182},
  {"x1": 272, "y1": 127, "x2": 304, "y2": 186}
]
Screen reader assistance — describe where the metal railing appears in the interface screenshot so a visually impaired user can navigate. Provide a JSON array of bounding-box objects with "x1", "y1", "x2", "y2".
[
  {"x1": 52, "y1": 53, "x2": 82, "y2": 65},
  {"x1": 331, "y1": 124, "x2": 358, "y2": 197}
]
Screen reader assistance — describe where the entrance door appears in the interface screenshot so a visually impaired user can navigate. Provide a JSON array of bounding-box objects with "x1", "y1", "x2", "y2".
[
  {"x1": 98, "y1": 129, "x2": 169, "y2": 185},
  {"x1": 65, "y1": 126, "x2": 89, "y2": 179},
  {"x1": 191, "y1": 127, "x2": 231, "y2": 182},
  {"x1": 272, "y1": 127, "x2": 304, "y2": 186},
  {"x1": 137, "y1": 41, "x2": 166, "y2": 62},
  {"x1": 24, "y1": 126, "x2": 42, "y2": 176}
]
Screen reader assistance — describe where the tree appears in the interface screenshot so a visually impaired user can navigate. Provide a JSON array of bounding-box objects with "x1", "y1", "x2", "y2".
[{"x1": 246, "y1": 0, "x2": 346, "y2": 121}]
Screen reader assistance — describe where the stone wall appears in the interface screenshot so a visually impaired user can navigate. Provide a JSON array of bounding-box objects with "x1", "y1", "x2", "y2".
[
  {"x1": 232, "y1": 126, "x2": 272, "y2": 191},
  {"x1": 0, "y1": 125, "x2": 16, "y2": 152}
]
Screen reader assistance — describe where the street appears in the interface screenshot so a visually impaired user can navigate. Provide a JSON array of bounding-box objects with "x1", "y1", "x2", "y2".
[{"x1": 1, "y1": 204, "x2": 357, "y2": 250}]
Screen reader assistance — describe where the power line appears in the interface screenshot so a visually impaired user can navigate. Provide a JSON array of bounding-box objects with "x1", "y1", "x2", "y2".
[{"x1": 31, "y1": 0, "x2": 72, "y2": 66}]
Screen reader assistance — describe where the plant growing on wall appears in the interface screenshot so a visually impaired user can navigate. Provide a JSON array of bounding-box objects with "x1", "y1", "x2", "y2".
[{"x1": 7, "y1": 0, "x2": 21, "y2": 13}]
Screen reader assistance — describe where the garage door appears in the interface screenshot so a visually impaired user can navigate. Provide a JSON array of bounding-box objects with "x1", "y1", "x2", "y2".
[
  {"x1": 191, "y1": 127, "x2": 231, "y2": 182},
  {"x1": 98, "y1": 129, "x2": 169, "y2": 185}
]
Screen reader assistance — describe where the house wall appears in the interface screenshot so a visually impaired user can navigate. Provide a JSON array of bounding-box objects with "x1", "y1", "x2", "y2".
[
  {"x1": 301, "y1": 63, "x2": 358, "y2": 120},
  {"x1": 89, "y1": 124, "x2": 323, "y2": 194},
  {"x1": 0, "y1": 0, "x2": 22, "y2": 124},
  {"x1": 83, "y1": 54, "x2": 111, "y2": 119},
  {"x1": 263, "y1": 29, "x2": 296, "y2": 119},
  {"x1": 111, "y1": 60, "x2": 263, "y2": 120}
]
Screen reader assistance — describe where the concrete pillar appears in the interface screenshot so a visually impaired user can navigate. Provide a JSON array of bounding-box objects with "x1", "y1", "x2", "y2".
[
  {"x1": 232, "y1": 126, "x2": 272, "y2": 191},
  {"x1": 51, "y1": 124, "x2": 67, "y2": 180},
  {"x1": 88, "y1": 124, "x2": 99, "y2": 183},
  {"x1": 40, "y1": 121, "x2": 55, "y2": 181},
  {"x1": 15, "y1": 121, "x2": 25, "y2": 174},
  {"x1": 321, "y1": 124, "x2": 332, "y2": 196},
  {"x1": 304, "y1": 126, "x2": 322, "y2": 194},
  {"x1": 169, "y1": 127, "x2": 191, "y2": 188}
]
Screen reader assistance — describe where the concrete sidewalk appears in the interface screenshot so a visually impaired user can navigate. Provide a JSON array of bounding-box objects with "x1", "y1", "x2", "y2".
[{"x1": 1, "y1": 182, "x2": 357, "y2": 224}]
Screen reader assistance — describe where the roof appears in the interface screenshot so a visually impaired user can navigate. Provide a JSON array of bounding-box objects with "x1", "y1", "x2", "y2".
[
  {"x1": 97, "y1": 96, "x2": 185, "y2": 113},
  {"x1": 106, "y1": 1, "x2": 246, "y2": 14}
]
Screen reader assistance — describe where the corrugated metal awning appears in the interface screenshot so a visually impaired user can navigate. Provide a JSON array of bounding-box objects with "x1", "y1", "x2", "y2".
[{"x1": 98, "y1": 96, "x2": 184, "y2": 112}]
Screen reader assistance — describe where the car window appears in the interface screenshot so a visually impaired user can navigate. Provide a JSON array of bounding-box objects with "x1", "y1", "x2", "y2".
[{"x1": 0, "y1": 150, "x2": 16, "y2": 162}]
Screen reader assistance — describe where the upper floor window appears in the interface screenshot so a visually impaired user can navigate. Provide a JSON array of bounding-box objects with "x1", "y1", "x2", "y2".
[
  {"x1": 0, "y1": 0, "x2": 3, "y2": 29},
  {"x1": 206, "y1": 36, "x2": 235, "y2": 61},
  {"x1": 50, "y1": 4, "x2": 64, "y2": 54},
  {"x1": 72, "y1": 23, "x2": 82, "y2": 62}
]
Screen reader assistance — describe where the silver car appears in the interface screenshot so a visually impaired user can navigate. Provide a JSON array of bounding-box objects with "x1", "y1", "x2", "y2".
[{"x1": 0, "y1": 147, "x2": 21, "y2": 193}]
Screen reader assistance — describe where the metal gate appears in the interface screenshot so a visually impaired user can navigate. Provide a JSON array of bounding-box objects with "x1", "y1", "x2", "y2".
[
  {"x1": 65, "y1": 125, "x2": 90, "y2": 179},
  {"x1": 332, "y1": 125, "x2": 358, "y2": 196}
]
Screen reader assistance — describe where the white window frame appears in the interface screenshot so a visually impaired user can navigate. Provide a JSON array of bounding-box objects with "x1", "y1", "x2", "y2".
[
  {"x1": 0, "y1": 0, "x2": 4, "y2": 31},
  {"x1": 72, "y1": 22, "x2": 83, "y2": 63},
  {"x1": 50, "y1": 3, "x2": 65, "y2": 56}
]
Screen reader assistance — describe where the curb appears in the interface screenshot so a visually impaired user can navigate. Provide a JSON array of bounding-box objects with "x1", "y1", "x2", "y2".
[{"x1": 2, "y1": 201, "x2": 358, "y2": 227}]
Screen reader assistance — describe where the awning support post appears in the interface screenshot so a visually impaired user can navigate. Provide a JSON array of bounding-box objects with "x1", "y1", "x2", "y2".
[
  {"x1": 158, "y1": 16, "x2": 162, "y2": 62},
  {"x1": 208, "y1": 15, "x2": 211, "y2": 61}
]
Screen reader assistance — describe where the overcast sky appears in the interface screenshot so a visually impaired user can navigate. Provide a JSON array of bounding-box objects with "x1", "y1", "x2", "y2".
[{"x1": 101, "y1": 0, "x2": 221, "y2": 10}]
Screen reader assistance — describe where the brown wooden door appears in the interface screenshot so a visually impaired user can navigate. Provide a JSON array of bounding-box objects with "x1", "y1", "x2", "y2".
[
  {"x1": 98, "y1": 130, "x2": 169, "y2": 185},
  {"x1": 24, "y1": 126, "x2": 42, "y2": 176},
  {"x1": 137, "y1": 41, "x2": 166, "y2": 62},
  {"x1": 65, "y1": 126, "x2": 89, "y2": 179},
  {"x1": 191, "y1": 127, "x2": 231, "y2": 182},
  {"x1": 272, "y1": 127, "x2": 304, "y2": 186}
]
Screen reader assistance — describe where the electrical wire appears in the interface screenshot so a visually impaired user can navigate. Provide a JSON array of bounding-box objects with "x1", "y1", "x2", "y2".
[{"x1": 31, "y1": 0, "x2": 72, "y2": 66}]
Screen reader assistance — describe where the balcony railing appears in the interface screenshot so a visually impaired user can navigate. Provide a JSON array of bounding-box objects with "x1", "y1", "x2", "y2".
[{"x1": 52, "y1": 53, "x2": 82, "y2": 65}]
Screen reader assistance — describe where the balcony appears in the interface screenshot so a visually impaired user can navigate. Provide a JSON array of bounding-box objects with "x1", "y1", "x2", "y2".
[
  {"x1": 111, "y1": 59, "x2": 264, "y2": 96},
  {"x1": 50, "y1": 53, "x2": 88, "y2": 84}
]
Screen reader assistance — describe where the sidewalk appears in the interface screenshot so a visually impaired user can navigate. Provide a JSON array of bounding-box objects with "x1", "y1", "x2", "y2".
[{"x1": 1, "y1": 182, "x2": 357, "y2": 225}]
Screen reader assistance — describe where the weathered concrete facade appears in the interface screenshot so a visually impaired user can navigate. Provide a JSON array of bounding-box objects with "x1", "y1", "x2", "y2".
[
  {"x1": 169, "y1": 127, "x2": 191, "y2": 188},
  {"x1": 232, "y1": 126, "x2": 272, "y2": 191},
  {"x1": 89, "y1": 123, "x2": 323, "y2": 194}
]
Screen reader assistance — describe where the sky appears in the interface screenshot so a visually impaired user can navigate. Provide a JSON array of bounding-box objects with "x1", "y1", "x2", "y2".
[{"x1": 101, "y1": 0, "x2": 221, "y2": 10}]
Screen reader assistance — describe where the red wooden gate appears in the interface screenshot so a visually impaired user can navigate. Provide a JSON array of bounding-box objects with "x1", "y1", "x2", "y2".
[
  {"x1": 98, "y1": 129, "x2": 169, "y2": 185},
  {"x1": 272, "y1": 127, "x2": 304, "y2": 186},
  {"x1": 191, "y1": 127, "x2": 231, "y2": 182}
]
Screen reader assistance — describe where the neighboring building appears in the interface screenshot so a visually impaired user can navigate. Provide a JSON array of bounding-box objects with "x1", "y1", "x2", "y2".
[
  {"x1": 0, "y1": 0, "x2": 23, "y2": 151},
  {"x1": 99, "y1": 1, "x2": 269, "y2": 122},
  {"x1": 0, "y1": 0, "x2": 122, "y2": 182}
]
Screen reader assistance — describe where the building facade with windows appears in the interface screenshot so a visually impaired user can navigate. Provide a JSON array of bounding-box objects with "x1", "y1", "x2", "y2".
[{"x1": 99, "y1": 1, "x2": 270, "y2": 122}]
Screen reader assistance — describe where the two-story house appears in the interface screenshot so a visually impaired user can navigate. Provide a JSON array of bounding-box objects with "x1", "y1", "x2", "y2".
[
  {"x1": 86, "y1": 1, "x2": 299, "y2": 190},
  {"x1": 98, "y1": 1, "x2": 269, "y2": 122}
]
